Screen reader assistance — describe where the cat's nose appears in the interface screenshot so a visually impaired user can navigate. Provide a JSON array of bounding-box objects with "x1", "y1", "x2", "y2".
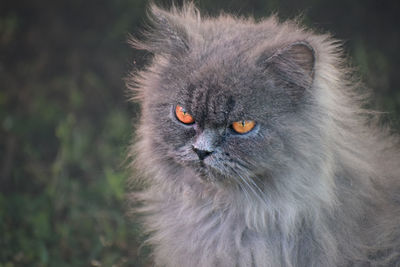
[
  {"x1": 192, "y1": 146, "x2": 213, "y2": 160},
  {"x1": 192, "y1": 129, "x2": 218, "y2": 160}
]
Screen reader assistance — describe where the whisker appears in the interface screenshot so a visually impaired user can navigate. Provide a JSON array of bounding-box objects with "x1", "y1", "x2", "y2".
[
  {"x1": 231, "y1": 167, "x2": 266, "y2": 205},
  {"x1": 231, "y1": 158, "x2": 266, "y2": 201},
  {"x1": 220, "y1": 165, "x2": 252, "y2": 203}
]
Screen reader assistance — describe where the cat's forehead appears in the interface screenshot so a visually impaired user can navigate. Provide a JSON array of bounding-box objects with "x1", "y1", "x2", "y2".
[
  {"x1": 167, "y1": 36, "x2": 295, "y2": 125},
  {"x1": 174, "y1": 65, "x2": 275, "y2": 125}
]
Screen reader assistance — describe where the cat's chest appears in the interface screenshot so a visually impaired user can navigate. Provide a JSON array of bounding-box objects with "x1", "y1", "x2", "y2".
[{"x1": 148, "y1": 193, "x2": 283, "y2": 267}]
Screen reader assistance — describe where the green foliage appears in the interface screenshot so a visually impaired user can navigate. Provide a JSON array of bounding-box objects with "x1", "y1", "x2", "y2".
[
  {"x1": 0, "y1": 0, "x2": 149, "y2": 266},
  {"x1": 0, "y1": 0, "x2": 399, "y2": 266}
]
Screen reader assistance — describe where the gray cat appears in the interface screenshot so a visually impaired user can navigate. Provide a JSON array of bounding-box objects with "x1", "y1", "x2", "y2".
[{"x1": 128, "y1": 3, "x2": 400, "y2": 266}]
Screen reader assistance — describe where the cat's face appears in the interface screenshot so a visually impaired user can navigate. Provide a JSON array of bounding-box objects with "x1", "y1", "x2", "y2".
[
  {"x1": 144, "y1": 39, "x2": 315, "y2": 186},
  {"x1": 133, "y1": 7, "x2": 316, "y2": 187}
]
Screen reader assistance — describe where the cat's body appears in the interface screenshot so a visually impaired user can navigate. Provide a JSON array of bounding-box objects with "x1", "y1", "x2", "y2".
[{"x1": 129, "y1": 4, "x2": 400, "y2": 266}]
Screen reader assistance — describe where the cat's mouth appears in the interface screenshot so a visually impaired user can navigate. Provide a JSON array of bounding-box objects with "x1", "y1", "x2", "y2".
[
  {"x1": 188, "y1": 157, "x2": 229, "y2": 183},
  {"x1": 189, "y1": 161, "x2": 214, "y2": 181},
  {"x1": 175, "y1": 147, "x2": 240, "y2": 183},
  {"x1": 196, "y1": 162, "x2": 212, "y2": 181}
]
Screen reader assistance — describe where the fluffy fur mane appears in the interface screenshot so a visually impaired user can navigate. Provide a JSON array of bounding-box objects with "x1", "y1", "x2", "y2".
[{"x1": 128, "y1": 3, "x2": 400, "y2": 266}]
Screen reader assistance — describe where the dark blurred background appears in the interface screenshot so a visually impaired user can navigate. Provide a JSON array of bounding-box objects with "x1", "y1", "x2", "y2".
[{"x1": 0, "y1": 0, "x2": 399, "y2": 266}]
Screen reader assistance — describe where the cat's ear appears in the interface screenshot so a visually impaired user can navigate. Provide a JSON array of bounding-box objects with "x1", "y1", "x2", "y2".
[
  {"x1": 259, "y1": 42, "x2": 315, "y2": 101},
  {"x1": 129, "y1": 4, "x2": 190, "y2": 57}
]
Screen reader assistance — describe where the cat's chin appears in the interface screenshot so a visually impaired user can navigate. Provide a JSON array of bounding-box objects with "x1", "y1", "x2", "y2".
[
  {"x1": 188, "y1": 161, "x2": 216, "y2": 182},
  {"x1": 186, "y1": 160, "x2": 233, "y2": 184}
]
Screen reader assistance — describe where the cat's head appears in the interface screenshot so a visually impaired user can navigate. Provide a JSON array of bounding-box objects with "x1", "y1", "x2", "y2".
[{"x1": 130, "y1": 4, "x2": 338, "y2": 195}]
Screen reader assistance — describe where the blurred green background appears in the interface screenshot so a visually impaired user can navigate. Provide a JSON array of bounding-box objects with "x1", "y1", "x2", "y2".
[{"x1": 0, "y1": 0, "x2": 399, "y2": 266}]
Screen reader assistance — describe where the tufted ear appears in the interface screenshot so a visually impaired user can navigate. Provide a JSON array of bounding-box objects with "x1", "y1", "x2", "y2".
[
  {"x1": 129, "y1": 4, "x2": 190, "y2": 56},
  {"x1": 259, "y1": 42, "x2": 315, "y2": 101}
]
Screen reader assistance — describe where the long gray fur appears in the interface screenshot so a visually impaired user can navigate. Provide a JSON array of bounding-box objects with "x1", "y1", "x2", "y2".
[{"x1": 128, "y1": 3, "x2": 400, "y2": 266}]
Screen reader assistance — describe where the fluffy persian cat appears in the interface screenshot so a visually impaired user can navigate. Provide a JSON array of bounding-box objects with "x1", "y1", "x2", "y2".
[{"x1": 128, "y1": 3, "x2": 400, "y2": 267}]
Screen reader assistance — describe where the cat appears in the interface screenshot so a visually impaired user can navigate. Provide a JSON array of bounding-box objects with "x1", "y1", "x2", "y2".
[{"x1": 128, "y1": 3, "x2": 400, "y2": 266}]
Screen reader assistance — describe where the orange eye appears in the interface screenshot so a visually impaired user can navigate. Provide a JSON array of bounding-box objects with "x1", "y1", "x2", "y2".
[
  {"x1": 175, "y1": 105, "x2": 195, "y2": 124},
  {"x1": 231, "y1": 120, "x2": 256, "y2": 134}
]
